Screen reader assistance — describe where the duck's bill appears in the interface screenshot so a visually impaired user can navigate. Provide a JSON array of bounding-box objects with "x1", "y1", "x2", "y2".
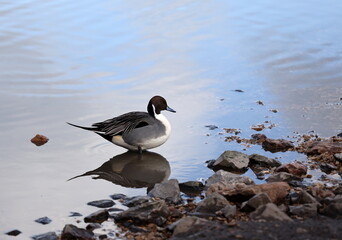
[{"x1": 166, "y1": 106, "x2": 176, "y2": 113}]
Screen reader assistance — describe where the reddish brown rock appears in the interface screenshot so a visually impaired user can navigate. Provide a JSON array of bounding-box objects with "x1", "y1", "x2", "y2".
[
  {"x1": 275, "y1": 162, "x2": 307, "y2": 177},
  {"x1": 262, "y1": 138, "x2": 294, "y2": 153},
  {"x1": 303, "y1": 141, "x2": 342, "y2": 156},
  {"x1": 251, "y1": 134, "x2": 267, "y2": 143},
  {"x1": 207, "y1": 182, "x2": 290, "y2": 204},
  {"x1": 31, "y1": 134, "x2": 49, "y2": 146}
]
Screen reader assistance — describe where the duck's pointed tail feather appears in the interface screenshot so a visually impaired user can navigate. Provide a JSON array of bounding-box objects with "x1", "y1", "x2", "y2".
[{"x1": 66, "y1": 122, "x2": 98, "y2": 131}]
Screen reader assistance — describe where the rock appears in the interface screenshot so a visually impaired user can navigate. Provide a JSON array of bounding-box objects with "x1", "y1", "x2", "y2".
[
  {"x1": 195, "y1": 193, "x2": 229, "y2": 214},
  {"x1": 298, "y1": 190, "x2": 321, "y2": 205},
  {"x1": 32, "y1": 232, "x2": 58, "y2": 240},
  {"x1": 61, "y1": 224, "x2": 95, "y2": 240},
  {"x1": 262, "y1": 138, "x2": 294, "y2": 153},
  {"x1": 310, "y1": 186, "x2": 335, "y2": 202},
  {"x1": 110, "y1": 193, "x2": 127, "y2": 200},
  {"x1": 322, "y1": 202, "x2": 342, "y2": 218},
  {"x1": 267, "y1": 172, "x2": 302, "y2": 183},
  {"x1": 84, "y1": 209, "x2": 109, "y2": 223},
  {"x1": 212, "y1": 151, "x2": 249, "y2": 172},
  {"x1": 35, "y1": 216, "x2": 52, "y2": 225},
  {"x1": 289, "y1": 204, "x2": 318, "y2": 217},
  {"x1": 148, "y1": 179, "x2": 181, "y2": 204},
  {"x1": 275, "y1": 162, "x2": 307, "y2": 176},
  {"x1": 205, "y1": 125, "x2": 218, "y2": 130},
  {"x1": 248, "y1": 154, "x2": 281, "y2": 168},
  {"x1": 6, "y1": 229, "x2": 21, "y2": 236},
  {"x1": 31, "y1": 134, "x2": 49, "y2": 146},
  {"x1": 319, "y1": 162, "x2": 338, "y2": 174},
  {"x1": 333, "y1": 186, "x2": 342, "y2": 195},
  {"x1": 113, "y1": 200, "x2": 170, "y2": 225},
  {"x1": 219, "y1": 204, "x2": 237, "y2": 218},
  {"x1": 69, "y1": 212, "x2": 82, "y2": 217},
  {"x1": 179, "y1": 181, "x2": 204, "y2": 196},
  {"x1": 250, "y1": 203, "x2": 292, "y2": 221},
  {"x1": 171, "y1": 216, "x2": 209, "y2": 237},
  {"x1": 86, "y1": 223, "x2": 102, "y2": 231},
  {"x1": 205, "y1": 170, "x2": 254, "y2": 187},
  {"x1": 206, "y1": 159, "x2": 216, "y2": 169},
  {"x1": 334, "y1": 153, "x2": 342, "y2": 162},
  {"x1": 87, "y1": 199, "x2": 115, "y2": 208},
  {"x1": 207, "y1": 182, "x2": 290, "y2": 204},
  {"x1": 241, "y1": 193, "x2": 272, "y2": 212},
  {"x1": 304, "y1": 141, "x2": 342, "y2": 156},
  {"x1": 251, "y1": 134, "x2": 267, "y2": 143},
  {"x1": 123, "y1": 196, "x2": 150, "y2": 207}
]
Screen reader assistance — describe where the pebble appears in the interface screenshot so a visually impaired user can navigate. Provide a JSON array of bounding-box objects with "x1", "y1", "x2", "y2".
[
  {"x1": 35, "y1": 216, "x2": 52, "y2": 225},
  {"x1": 87, "y1": 199, "x2": 115, "y2": 208},
  {"x1": 6, "y1": 229, "x2": 21, "y2": 236}
]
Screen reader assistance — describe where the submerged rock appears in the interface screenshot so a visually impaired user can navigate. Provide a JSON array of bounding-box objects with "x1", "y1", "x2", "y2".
[
  {"x1": 87, "y1": 199, "x2": 115, "y2": 208},
  {"x1": 84, "y1": 209, "x2": 109, "y2": 223},
  {"x1": 262, "y1": 138, "x2": 294, "y2": 153},
  {"x1": 205, "y1": 170, "x2": 254, "y2": 187},
  {"x1": 61, "y1": 224, "x2": 94, "y2": 240},
  {"x1": 35, "y1": 216, "x2": 52, "y2": 225},
  {"x1": 249, "y1": 154, "x2": 281, "y2": 168},
  {"x1": 275, "y1": 162, "x2": 307, "y2": 176},
  {"x1": 250, "y1": 203, "x2": 292, "y2": 221},
  {"x1": 212, "y1": 151, "x2": 249, "y2": 172},
  {"x1": 114, "y1": 200, "x2": 170, "y2": 225},
  {"x1": 32, "y1": 232, "x2": 58, "y2": 240},
  {"x1": 195, "y1": 193, "x2": 229, "y2": 214},
  {"x1": 148, "y1": 179, "x2": 181, "y2": 204}
]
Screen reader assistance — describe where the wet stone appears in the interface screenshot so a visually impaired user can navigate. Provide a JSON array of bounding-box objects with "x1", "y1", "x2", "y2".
[
  {"x1": 86, "y1": 223, "x2": 102, "y2": 231},
  {"x1": 110, "y1": 193, "x2": 127, "y2": 200},
  {"x1": 84, "y1": 209, "x2": 109, "y2": 223},
  {"x1": 87, "y1": 199, "x2": 115, "y2": 208},
  {"x1": 334, "y1": 153, "x2": 342, "y2": 162},
  {"x1": 69, "y1": 212, "x2": 82, "y2": 217},
  {"x1": 35, "y1": 216, "x2": 52, "y2": 225},
  {"x1": 6, "y1": 229, "x2": 21, "y2": 236},
  {"x1": 31, "y1": 134, "x2": 49, "y2": 146},
  {"x1": 267, "y1": 172, "x2": 302, "y2": 183},
  {"x1": 61, "y1": 224, "x2": 95, "y2": 240},
  {"x1": 212, "y1": 151, "x2": 249, "y2": 172},
  {"x1": 123, "y1": 196, "x2": 150, "y2": 207},
  {"x1": 195, "y1": 192, "x2": 229, "y2": 214},
  {"x1": 275, "y1": 162, "x2": 307, "y2": 177},
  {"x1": 249, "y1": 154, "x2": 281, "y2": 168},
  {"x1": 148, "y1": 179, "x2": 181, "y2": 204},
  {"x1": 32, "y1": 232, "x2": 58, "y2": 240},
  {"x1": 262, "y1": 138, "x2": 294, "y2": 153},
  {"x1": 205, "y1": 125, "x2": 218, "y2": 130}
]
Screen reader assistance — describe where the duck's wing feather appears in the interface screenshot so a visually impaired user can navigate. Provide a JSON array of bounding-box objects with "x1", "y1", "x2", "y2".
[{"x1": 92, "y1": 112, "x2": 153, "y2": 136}]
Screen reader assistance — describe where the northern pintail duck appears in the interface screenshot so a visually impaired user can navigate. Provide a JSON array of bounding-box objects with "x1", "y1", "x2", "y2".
[{"x1": 67, "y1": 96, "x2": 176, "y2": 153}]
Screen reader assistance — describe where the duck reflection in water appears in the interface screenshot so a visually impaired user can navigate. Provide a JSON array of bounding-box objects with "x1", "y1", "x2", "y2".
[{"x1": 69, "y1": 151, "x2": 170, "y2": 191}]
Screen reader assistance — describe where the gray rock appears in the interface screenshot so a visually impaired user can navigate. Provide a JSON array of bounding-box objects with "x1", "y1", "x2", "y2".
[
  {"x1": 241, "y1": 193, "x2": 272, "y2": 212},
  {"x1": 86, "y1": 223, "x2": 102, "y2": 231},
  {"x1": 300, "y1": 191, "x2": 321, "y2": 205},
  {"x1": 114, "y1": 200, "x2": 170, "y2": 225},
  {"x1": 205, "y1": 170, "x2": 254, "y2": 187},
  {"x1": 61, "y1": 224, "x2": 95, "y2": 240},
  {"x1": 35, "y1": 216, "x2": 52, "y2": 225},
  {"x1": 32, "y1": 232, "x2": 58, "y2": 240},
  {"x1": 249, "y1": 154, "x2": 281, "y2": 168},
  {"x1": 220, "y1": 204, "x2": 237, "y2": 218},
  {"x1": 87, "y1": 199, "x2": 115, "y2": 208},
  {"x1": 195, "y1": 193, "x2": 229, "y2": 214},
  {"x1": 213, "y1": 151, "x2": 249, "y2": 172},
  {"x1": 289, "y1": 204, "x2": 318, "y2": 217},
  {"x1": 148, "y1": 179, "x2": 181, "y2": 204},
  {"x1": 69, "y1": 212, "x2": 82, "y2": 217},
  {"x1": 110, "y1": 193, "x2": 127, "y2": 200},
  {"x1": 84, "y1": 209, "x2": 109, "y2": 223},
  {"x1": 267, "y1": 172, "x2": 301, "y2": 183},
  {"x1": 322, "y1": 202, "x2": 342, "y2": 219},
  {"x1": 250, "y1": 203, "x2": 292, "y2": 221},
  {"x1": 179, "y1": 181, "x2": 204, "y2": 191},
  {"x1": 334, "y1": 153, "x2": 342, "y2": 162},
  {"x1": 123, "y1": 196, "x2": 150, "y2": 207},
  {"x1": 171, "y1": 216, "x2": 209, "y2": 237}
]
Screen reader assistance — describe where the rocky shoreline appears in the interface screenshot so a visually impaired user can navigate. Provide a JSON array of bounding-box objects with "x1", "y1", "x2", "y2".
[{"x1": 7, "y1": 133, "x2": 342, "y2": 239}]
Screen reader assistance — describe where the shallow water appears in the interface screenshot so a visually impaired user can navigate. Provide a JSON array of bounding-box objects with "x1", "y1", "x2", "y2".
[{"x1": 0, "y1": 0, "x2": 341, "y2": 238}]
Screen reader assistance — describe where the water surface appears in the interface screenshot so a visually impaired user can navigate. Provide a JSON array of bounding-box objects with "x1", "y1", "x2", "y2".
[{"x1": 0, "y1": 0, "x2": 341, "y2": 238}]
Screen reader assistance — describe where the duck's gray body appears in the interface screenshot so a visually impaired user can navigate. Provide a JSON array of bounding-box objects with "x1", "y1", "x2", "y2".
[{"x1": 67, "y1": 96, "x2": 175, "y2": 152}]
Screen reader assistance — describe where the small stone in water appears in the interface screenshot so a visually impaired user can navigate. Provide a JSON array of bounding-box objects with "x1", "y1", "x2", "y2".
[
  {"x1": 6, "y1": 229, "x2": 21, "y2": 236},
  {"x1": 31, "y1": 134, "x2": 49, "y2": 146},
  {"x1": 87, "y1": 199, "x2": 115, "y2": 208},
  {"x1": 110, "y1": 193, "x2": 127, "y2": 200},
  {"x1": 35, "y1": 216, "x2": 52, "y2": 225},
  {"x1": 32, "y1": 232, "x2": 58, "y2": 240},
  {"x1": 205, "y1": 125, "x2": 218, "y2": 130},
  {"x1": 69, "y1": 212, "x2": 83, "y2": 217}
]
